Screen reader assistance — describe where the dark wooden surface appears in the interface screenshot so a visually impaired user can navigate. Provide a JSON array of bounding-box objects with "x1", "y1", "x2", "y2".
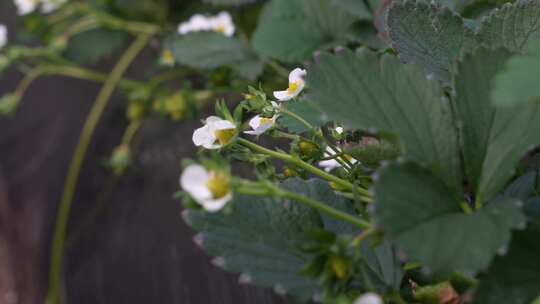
[{"x1": 0, "y1": 3, "x2": 287, "y2": 303}]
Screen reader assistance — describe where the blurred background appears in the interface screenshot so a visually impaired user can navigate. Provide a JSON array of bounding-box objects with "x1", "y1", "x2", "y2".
[{"x1": 0, "y1": 2, "x2": 287, "y2": 303}]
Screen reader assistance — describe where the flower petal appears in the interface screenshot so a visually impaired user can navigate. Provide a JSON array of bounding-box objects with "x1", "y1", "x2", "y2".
[
  {"x1": 180, "y1": 165, "x2": 212, "y2": 201},
  {"x1": 289, "y1": 68, "x2": 307, "y2": 84},
  {"x1": 201, "y1": 192, "x2": 232, "y2": 212},
  {"x1": 0, "y1": 25, "x2": 7, "y2": 49},
  {"x1": 273, "y1": 90, "x2": 292, "y2": 101},
  {"x1": 192, "y1": 125, "x2": 216, "y2": 147},
  {"x1": 354, "y1": 293, "x2": 383, "y2": 304}
]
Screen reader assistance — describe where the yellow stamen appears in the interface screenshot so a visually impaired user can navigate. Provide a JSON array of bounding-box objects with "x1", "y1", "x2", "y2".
[
  {"x1": 215, "y1": 25, "x2": 226, "y2": 34},
  {"x1": 206, "y1": 171, "x2": 230, "y2": 199},
  {"x1": 161, "y1": 49, "x2": 174, "y2": 65},
  {"x1": 259, "y1": 117, "x2": 274, "y2": 126},
  {"x1": 287, "y1": 81, "x2": 300, "y2": 95},
  {"x1": 214, "y1": 128, "x2": 236, "y2": 146}
]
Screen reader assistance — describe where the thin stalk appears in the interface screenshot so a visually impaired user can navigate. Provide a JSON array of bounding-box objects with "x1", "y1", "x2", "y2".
[
  {"x1": 237, "y1": 138, "x2": 372, "y2": 201},
  {"x1": 41, "y1": 65, "x2": 140, "y2": 89},
  {"x1": 46, "y1": 33, "x2": 152, "y2": 304},
  {"x1": 14, "y1": 66, "x2": 46, "y2": 98}
]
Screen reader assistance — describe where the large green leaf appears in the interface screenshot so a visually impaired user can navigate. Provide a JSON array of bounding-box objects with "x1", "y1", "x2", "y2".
[
  {"x1": 308, "y1": 49, "x2": 461, "y2": 191},
  {"x1": 166, "y1": 32, "x2": 253, "y2": 70},
  {"x1": 491, "y1": 40, "x2": 540, "y2": 107},
  {"x1": 252, "y1": 0, "x2": 357, "y2": 63},
  {"x1": 475, "y1": 0, "x2": 540, "y2": 51},
  {"x1": 64, "y1": 28, "x2": 128, "y2": 64},
  {"x1": 330, "y1": 0, "x2": 373, "y2": 19},
  {"x1": 278, "y1": 99, "x2": 328, "y2": 134},
  {"x1": 203, "y1": 0, "x2": 260, "y2": 4},
  {"x1": 374, "y1": 162, "x2": 525, "y2": 277},
  {"x1": 183, "y1": 178, "x2": 361, "y2": 301},
  {"x1": 387, "y1": 0, "x2": 540, "y2": 84},
  {"x1": 386, "y1": 0, "x2": 475, "y2": 84},
  {"x1": 473, "y1": 223, "x2": 540, "y2": 304},
  {"x1": 453, "y1": 48, "x2": 540, "y2": 202},
  {"x1": 360, "y1": 241, "x2": 404, "y2": 292}
]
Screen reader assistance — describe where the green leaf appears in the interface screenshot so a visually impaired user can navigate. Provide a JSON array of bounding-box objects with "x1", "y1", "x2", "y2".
[
  {"x1": 453, "y1": 48, "x2": 540, "y2": 202},
  {"x1": 330, "y1": 0, "x2": 373, "y2": 19},
  {"x1": 375, "y1": 162, "x2": 525, "y2": 277},
  {"x1": 279, "y1": 99, "x2": 328, "y2": 134},
  {"x1": 308, "y1": 49, "x2": 461, "y2": 191},
  {"x1": 64, "y1": 28, "x2": 128, "y2": 64},
  {"x1": 166, "y1": 32, "x2": 252, "y2": 70},
  {"x1": 387, "y1": 0, "x2": 475, "y2": 84},
  {"x1": 252, "y1": 0, "x2": 357, "y2": 63},
  {"x1": 360, "y1": 241, "x2": 404, "y2": 292},
  {"x1": 473, "y1": 223, "x2": 540, "y2": 304},
  {"x1": 492, "y1": 40, "x2": 540, "y2": 107},
  {"x1": 475, "y1": 0, "x2": 540, "y2": 51},
  {"x1": 503, "y1": 172, "x2": 537, "y2": 202},
  {"x1": 183, "y1": 178, "x2": 359, "y2": 300}
]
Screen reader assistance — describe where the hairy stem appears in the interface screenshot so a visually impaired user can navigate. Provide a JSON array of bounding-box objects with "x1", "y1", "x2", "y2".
[
  {"x1": 237, "y1": 138, "x2": 372, "y2": 201},
  {"x1": 46, "y1": 33, "x2": 152, "y2": 304}
]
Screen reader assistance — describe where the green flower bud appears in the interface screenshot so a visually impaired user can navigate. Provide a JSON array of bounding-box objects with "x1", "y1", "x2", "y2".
[{"x1": 0, "y1": 94, "x2": 21, "y2": 116}]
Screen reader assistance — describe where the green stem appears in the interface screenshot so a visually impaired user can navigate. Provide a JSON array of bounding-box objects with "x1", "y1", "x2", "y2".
[
  {"x1": 41, "y1": 65, "x2": 140, "y2": 89},
  {"x1": 46, "y1": 33, "x2": 152, "y2": 304},
  {"x1": 237, "y1": 138, "x2": 372, "y2": 201},
  {"x1": 14, "y1": 66, "x2": 46, "y2": 98},
  {"x1": 237, "y1": 182, "x2": 371, "y2": 230}
]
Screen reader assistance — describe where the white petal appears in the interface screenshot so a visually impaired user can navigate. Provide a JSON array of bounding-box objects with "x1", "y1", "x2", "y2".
[
  {"x1": 15, "y1": 0, "x2": 37, "y2": 15},
  {"x1": 207, "y1": 117, "x2": 236, "y2": 132},
  {"x1": 288, "y1": 68, "x2": 307, "y2": 84},
  {"x1": 270, "y1": 101, "x2": 280, "y2": 108},
  {"x1": 41, "y1": 0, "x2": 66, "y2": 13},
  {"x1": 180, "y1": 165, "x2": 212, "y2": 202},
  {"x1": 353, "y1": 293, "x2": 383, "y2": 304},
  {"x1": 318, "y1": 159, "x2": 342, "y2": 172},
  {"x1": 248, "y1": 115, "x2": 262, "y2": 130},
  {"x1": 0, "y1": 25, "x2": 7, "y2": 49},
  {"x1": 201, "y1": 192, "x2": 232, "y2": 212},
  {"x1": 192, "y1": 125, "x2": 216, "y2": 148},
  {"x1": 273, "y1": 90, "x2": 292, "y2": 101},
  {"x1": 335, "y1": 126, "x2": 344, "y2": 134}
]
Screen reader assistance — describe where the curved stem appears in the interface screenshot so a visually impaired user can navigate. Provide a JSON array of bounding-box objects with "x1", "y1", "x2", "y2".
[
  {"x1": 237, "y1": 138, "x2": 372, "y2": 201},
  {"x1": 46, "y1": 33, "x2": 152, "y2": 304}
]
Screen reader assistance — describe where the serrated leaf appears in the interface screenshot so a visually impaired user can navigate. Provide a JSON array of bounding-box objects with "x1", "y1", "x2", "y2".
[
  {"x1": 64, "y1": 28, "x2": 128, "y2": 64},
  {"x1": 360, "y1": 241, "x2": 404, "y2": 292},
  {"x1": 279, "y1": 99, "x2": 328, "y2": 134},
  {"x1": 375, "y1": 162, "x2": 525, "y2": 277},
  {"x1": 166, "y1": 32, "x2": 252, "y2": 70},
  {"x1": 308, "y1": 49, "x2": 461, "y2": 191},
  {"x1": 491, "y1": 40, "x2": 540, "y2": 107},
  {"x1": 252, "y1": 0, "x2": 356, "y2": 63},
  {"x1": 473, "y1": 223, "x2": 540, "y2": 304},
  {"x1": 387, "y1": 0, "x2": 475, "y2": 84},
  {"x1": 475, "y1": 0, "x2": 540, "y2": 51},
  {"x1": 183, "y1": 178, "x2": 360, "y2": 300},
  {"x1": 453, "y1": 48, "x2": 540, "y2": 202}
]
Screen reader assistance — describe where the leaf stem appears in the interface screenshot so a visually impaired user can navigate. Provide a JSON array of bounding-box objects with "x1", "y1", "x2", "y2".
[
  {"x1": 46, "y1": 33, "x2": 152, "y2": 304},
  {"x1": 237, "y1": 138, "x2": 372, "y2": 202}
]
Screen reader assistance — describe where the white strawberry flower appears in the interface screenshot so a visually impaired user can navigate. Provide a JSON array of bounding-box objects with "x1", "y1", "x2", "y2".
[
  {"x1": 354, "y1": 293, "x2": 383, "y2": 304},
  {"x1": 244, "y1": 114, "x2": 278, "y2": 135},
  {"x1": 0, "y1": 25, "x2": 7, "y2": 49},
  {"x1": 335, "y1": 126, "x2": 344, "y2": 134},
  {"x1": 14, "y1": 0, "x2": 38, "y2": 15},
  {"x1": 273, "y1": 68, "x2": 307, "y2": 101},
  {"x1": 318, "y1": 147, "x2": 357, "y2": 172},
  {"x1": 41, "y1": 0, "x2": 67, "y2": 13},
  {"x1": 192, "y1": 116, "x2": 236, "y2": 149},
  {"x1": 178, "y1": 12, "x2": 235, "y2": 37},
  {"x1": 180, "y1": 164, "x2": 232, "y2": 212}
]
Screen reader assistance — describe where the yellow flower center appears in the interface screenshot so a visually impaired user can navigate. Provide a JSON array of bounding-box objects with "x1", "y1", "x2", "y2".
[
  {"x1": 287, "y1": 81, "x2": 300, "y2": 95},
  {"x1": 161, "y1": 49, "x2": 174, "y2": 65},
  {"x1": 259, "y1": 117, "x2": 274, "y2": 127},
  {"x1": 206, "y1": 171, "x2": 230, "y2": 199},
  {"x1": 214, "y1": 128, "x2": 236, "y2": 146},
  {"x1": 215, "y1": 25, "x2": 226, "y2": 34}
]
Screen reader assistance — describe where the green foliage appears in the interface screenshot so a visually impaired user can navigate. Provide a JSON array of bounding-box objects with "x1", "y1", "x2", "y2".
[
  {"x1": 183, "y1": 178, "x2": 358, "y2": 301},
  {"x1": 375, "y1": 162, "x2": 525, "y2": 277},
  {"x1": 473, "y1": 223, "x2": 540, "y2": 304},
  {"x1": 64, "y1": 28, "x2": 128, "y2": 64},
  {"x1": 203, "y1": 0, "x2": 261, "y2": 5},
  {"x1": 252, "y1": 0, "x2": 357, "y2": 63},
  {"x1": 330, "y1": 0, "x2": 373, "y2": 19},
  {"x1": 166, "y1": 32, "x2": 254, "y2": 70},
  {"x1": 308, "y1": 49, "x2": 461, "y2": 191},
  {"x1": 279, "y1": 99, "x2": 327, "y2": 134},
  {"x1": 492, "y1": 40, "x2": 540, "y2": 106},
  {"x1": 453, "y1": 48, "x2": 540, "y2": 202}
]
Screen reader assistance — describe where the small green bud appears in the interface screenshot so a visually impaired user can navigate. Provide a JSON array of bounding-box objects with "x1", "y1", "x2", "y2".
[
  {"x1": 298, "y1": 141, "x2": 319, "y2": 158},
  {"x1": 127, "y1": 103, "x2": 146, "y2": 121},
  {"x1": 283, "y1": 167, "x2": 298, "y2": 178},
  {"x1": 49, "y1": 36, "x2": 67, "y2": 52},
  {"x1": 0, "y1": 94, "x2": 21, "y2": 116},
  {"x1": 110, "y1": 145, "x2": 131, "y2": 176},
  {"x1": 414, "y1": 282, "x2": 459, "y2": 304},
  {"x1": 163, "y1": 93, "x2": 186, "y2": 121}
]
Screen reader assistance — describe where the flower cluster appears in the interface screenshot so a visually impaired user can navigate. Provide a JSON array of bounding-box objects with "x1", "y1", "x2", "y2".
[
  {"x1": 14, "y1": 0, "x2": 67, "y2": 15},
  {"x1": 177, "y1": 12, "x2": 235, "y2": 37}
]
